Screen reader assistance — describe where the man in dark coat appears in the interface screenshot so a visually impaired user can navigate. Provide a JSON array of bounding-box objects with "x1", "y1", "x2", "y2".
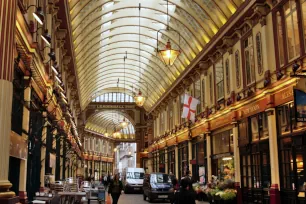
[{"x1": 174, "y1": 178, "x2": 196, "y2": 204}]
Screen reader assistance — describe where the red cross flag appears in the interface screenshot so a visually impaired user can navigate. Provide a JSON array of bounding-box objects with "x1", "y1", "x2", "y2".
[{"x1": 182, "y1": 94, "x2": 199, "y2": 122}]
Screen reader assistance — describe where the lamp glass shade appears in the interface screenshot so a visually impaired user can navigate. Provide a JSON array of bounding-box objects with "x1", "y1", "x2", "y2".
[
  {"x1": 158, "y1": 41, "x2": 180, "y2": 66},
  {"x1": 33, "y1": 7, "x2": 44, "y2": 25},
  {"x1": 134, "y1": 91, "x2": 145, "y2": 107},
  {"x1": 120, "y1": 118, "x2": 128, "y2": 128},
  {"x1": 104, "y1": 132, "x2": 109, "y2": 137}
]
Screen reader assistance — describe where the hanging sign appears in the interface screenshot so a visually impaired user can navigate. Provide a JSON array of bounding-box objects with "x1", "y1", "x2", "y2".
[{"x1": 294, "y1": 78, "x2": 306, "y2": 122}]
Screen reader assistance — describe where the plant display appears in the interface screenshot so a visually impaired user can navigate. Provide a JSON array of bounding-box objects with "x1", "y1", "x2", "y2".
[{"x1": 204, "y1": 178, "x2": 237, "y2": 202}]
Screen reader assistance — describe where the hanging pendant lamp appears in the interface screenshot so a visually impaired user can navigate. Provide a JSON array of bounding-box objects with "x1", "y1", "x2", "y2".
[
  {"x1": 134, "y1": 90, "x2": 145, "y2": 107},
  {"x1": 157, "y1": 0, "x2": 181, "y2": 66},
  {"x1": 120, "y1": 118, "x2": 129, "y2": 128},
  {"x1": 134, "y1": 4, "x2": 146, "y2": 107},
  {"x1": 158, "y1": 40, "x2": 180, "y2": 66}
]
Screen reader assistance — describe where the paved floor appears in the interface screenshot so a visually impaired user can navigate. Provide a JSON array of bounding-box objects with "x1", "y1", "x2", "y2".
[{"x1": 115, "y1": 193, "x2": 209, "y2": 204}]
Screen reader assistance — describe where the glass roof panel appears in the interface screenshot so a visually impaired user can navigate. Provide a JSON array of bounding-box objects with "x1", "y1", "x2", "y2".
[{"x1": 69, "y1": 0, "x2": 245, "y2": 111}]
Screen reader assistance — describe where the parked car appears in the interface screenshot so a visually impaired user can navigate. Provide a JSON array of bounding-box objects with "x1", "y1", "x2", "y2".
[{"x1": 143, "y1": 173, "x2": 174, "y2": 203}]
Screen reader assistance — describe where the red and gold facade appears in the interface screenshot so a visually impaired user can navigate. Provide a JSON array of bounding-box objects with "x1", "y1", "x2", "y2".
[{"x1": 148, "y1": 0, "x2": 306, "y2": 204}]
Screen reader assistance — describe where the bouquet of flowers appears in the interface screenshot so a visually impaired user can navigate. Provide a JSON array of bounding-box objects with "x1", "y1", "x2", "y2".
[{"x1": 219, "y1": 189, "x2": 237, "y2": 200}]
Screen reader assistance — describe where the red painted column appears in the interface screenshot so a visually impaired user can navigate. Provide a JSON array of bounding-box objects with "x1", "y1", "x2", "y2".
[
  {"x1": 0, "y1": 0, "x2": 19, "y2": 203},
  {"x1": 235, "y1": 182, "x2": 242, "y2": 204},
  {"x1": 270, "y1": 184, "x2": 280, "y2": 204}
]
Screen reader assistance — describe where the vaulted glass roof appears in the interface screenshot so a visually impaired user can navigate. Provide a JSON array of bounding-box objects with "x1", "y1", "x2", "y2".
[
  {"x1": 69, "y1": 0, "x2": 244, "y2": 111},
  {"x1": 85, "y1": 110, "x2": 135, "y2": 139}
]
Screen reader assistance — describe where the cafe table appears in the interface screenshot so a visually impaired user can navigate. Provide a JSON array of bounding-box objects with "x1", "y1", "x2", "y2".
[{"x1": 58, "y1": 192, "x2": 86, "y2": 204}]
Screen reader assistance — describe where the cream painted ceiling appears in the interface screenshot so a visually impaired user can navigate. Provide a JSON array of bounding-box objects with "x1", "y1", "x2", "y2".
[{"x1": 69, "y1": 0, "x2": 244, "y2": 111}]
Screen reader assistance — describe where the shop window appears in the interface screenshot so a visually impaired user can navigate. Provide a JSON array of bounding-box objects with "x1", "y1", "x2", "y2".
[
  {"x1": 212, "y1": 130, "x2": 233, "y2": 155},
  {"x1": 251, "y1": 113, "x2": 269, "y2": 141},
  {"x1": 284, "y1": 0, "x2": 300, "y2": 61},
  {"x1": 167, "y1": 147, "x2": 175, "y2": 175},
  {"x1": 178, "y1": 142, "x2": 188, "y2": 179},
  {"x1": 215, "y1": 59, "x2": 224, "y2": 101},
  {"x1": 276, "y1": 102, "x2": 306, "y2": 135},
  {"x1": 225, "y1": 59, "x2": 230, "y2": 94},
  {"x1": 243, "y1": 35, "x2": 256, "y2": 86},
  {"x1": 194, "y1": 79, "x2": 201, "y2": 114},
  {"x1": 235, "y1": 50, "x2": 241, "y2": 88},
  {"x1": 301, "y1": 0, "x2": 306, "y2": 51},
  {"x1": 159, "y1": 150, "x2": 165, "y2": 172},
  {"x1": 256, "y1": 32, "x2": 263, "y2": 75}
]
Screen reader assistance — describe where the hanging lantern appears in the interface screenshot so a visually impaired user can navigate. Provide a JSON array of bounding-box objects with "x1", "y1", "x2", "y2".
[
  {"x1": 113, "y1": 131, "x2": 121, "y2": 138},
  {"x1": 120, "y1": 118, "x2": 129, "y2": 128},
  {"x1": 134, "y1": 90, "x2": 145, "y2": 107},
  {"x1": 158, "y1": 40, "x2": 180, "y2": 66},
  {"x1": 104, "y1": 132, "x2": 109, "y2": 137}
]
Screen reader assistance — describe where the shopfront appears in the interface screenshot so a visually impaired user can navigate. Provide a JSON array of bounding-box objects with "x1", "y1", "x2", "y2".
[
  {"x1": 239, "y1": 111, "x2": 271, "y2": 204},
  {"x1": 152, "y1": 151, "x2": 158, "y2": 172},
  {"x1": 211, "y1": 128, "x2": 234, "y2": 182},
  {"x1": 178, "y1": 141, "x2": 188, "y2": 179},
  {"x1": 167, "y1": 146, "x2": 176, "y2": 175},
  {"x1": 277, "y1": 101, "x2": 306, "y2": 204},
  {"x1": 159, "y1": 149, "x2": 165, "y2": 173},
  {"x1": 192, "y1": 136, "x2": 206, "y2": 183}
]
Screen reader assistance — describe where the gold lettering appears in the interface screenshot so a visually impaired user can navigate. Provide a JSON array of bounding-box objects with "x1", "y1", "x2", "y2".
[
  {"x1": 281, "y1": 90, "x2": 293, "y2": 100},
  {"x1": 243, "y1": 104, "x2": 260, "y2": 115}
]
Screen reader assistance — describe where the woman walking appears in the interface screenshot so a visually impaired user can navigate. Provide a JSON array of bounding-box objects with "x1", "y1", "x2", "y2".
[{"x1": 108, "y1": 174, "x2": 123, "y2": 204}]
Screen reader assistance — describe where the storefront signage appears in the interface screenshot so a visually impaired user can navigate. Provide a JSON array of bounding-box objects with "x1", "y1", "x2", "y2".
[
  {"x1": 166, "y1": 137, "x2": 177, "y2": 147},
  {"x1": 210, "y1": 112, "x2": 235, "y2": 130},
  {"x1": 177, "y1": 131, "x2": 189, "y2": 143},
  {"x1": 191, "y1": 124, "x2": 205, "y2": 137},
  {"x1": 211, "y1": 152, "x2": 232, "y2": 159},
  {"x1": 294, "y1": 88, "x2": 306, "y2": 122},
  {"x1": 239, "y1": 98, "x2": 267, "y2": 119},
  {"x1": 158, "y1": 141, "x2": 166, "y2": 149},
  {"x1": 10, "y1": 131, "x2": 28, "y2": 160},
  {"x1": 274, "y1": 86, "x2": 294, "y2": 106},
  {"x1": 88, "y1": 104, "x2": 135, "y2": 109}
]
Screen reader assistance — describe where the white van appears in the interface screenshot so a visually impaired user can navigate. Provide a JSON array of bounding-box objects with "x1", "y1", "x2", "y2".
[{"x1": 122, "y1": 167, "x2": 145, "y2": 193}]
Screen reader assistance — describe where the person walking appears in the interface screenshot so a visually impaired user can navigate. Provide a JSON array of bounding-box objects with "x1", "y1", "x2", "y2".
[
  {"x1": 169, "y1": 172, "x2": 179, "y2": 190},
  {"x1": 108, "y1": 174, "x2": 123, "y2": 204},
  {"x1": 174, "y1": 178, "x2": 196, "y2": 204}
]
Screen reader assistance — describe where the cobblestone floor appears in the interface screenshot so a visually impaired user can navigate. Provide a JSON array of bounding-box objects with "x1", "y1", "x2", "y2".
[{"x1": 116, "y1": 193, "x2": 209, "y2": 204}]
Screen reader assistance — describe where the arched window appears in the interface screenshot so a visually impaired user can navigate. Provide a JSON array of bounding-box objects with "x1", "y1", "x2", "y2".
[
  {"x1": 225, "y1": 59, "x2": 230, "y2": 94},
  {"x1": 235, "y1": 50, "x2": 241, "y2": 88},
  {"x1": 256, "y1": 32, "x2": 263, "y2": 75}
]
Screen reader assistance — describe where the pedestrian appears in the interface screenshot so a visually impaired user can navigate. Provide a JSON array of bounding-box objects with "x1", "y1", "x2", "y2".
[
  {"x1": 174, "y1": 178, "x2": 196, "y2": 204},
  {"x1": 104, "y1": 174, "x2": 108, "y2": 190},
  {"x1": 108, "y1": 173, "x2": 123, "y2": 204},
  {"x1": 169, "y1": 172, "x2": 178, "y2": 190},
  {"x1": 181, "y1": 170, "x2": 192, "y2": 190}
]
